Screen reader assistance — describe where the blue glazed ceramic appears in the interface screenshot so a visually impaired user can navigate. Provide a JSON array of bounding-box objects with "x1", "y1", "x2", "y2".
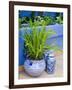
[
  {"x1": 24, "y1": 59, "x2": 46, "y2": 77},
  {"x1": 45, "y1": 50, "x2": 56, "y2": 74}
]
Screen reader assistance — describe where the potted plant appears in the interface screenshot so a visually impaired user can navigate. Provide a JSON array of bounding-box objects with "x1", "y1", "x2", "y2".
[{"x1": 24, "y1": 19, "x2": 56, "y2": 77}]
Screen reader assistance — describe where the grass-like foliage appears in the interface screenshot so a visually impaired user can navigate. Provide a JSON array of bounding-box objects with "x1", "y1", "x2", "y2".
[{"x1": 24, "y1": 20, "x2": 56, "y2": 60}]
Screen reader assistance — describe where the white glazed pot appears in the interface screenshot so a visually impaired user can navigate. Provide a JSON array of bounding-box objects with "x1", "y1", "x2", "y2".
[{"x1": 24, "y1": 59, "x2": 46, "y2": 77}]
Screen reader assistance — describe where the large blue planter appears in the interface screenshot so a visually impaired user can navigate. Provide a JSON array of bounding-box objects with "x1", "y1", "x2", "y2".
[{"x1": 24, "y1": 59, "x2": 46, "y2": 77}]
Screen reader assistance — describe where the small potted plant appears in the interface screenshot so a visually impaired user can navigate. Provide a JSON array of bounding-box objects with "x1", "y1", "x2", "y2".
[{"x1": 24, "y1": 19, "x2": 56, "y2": 77}]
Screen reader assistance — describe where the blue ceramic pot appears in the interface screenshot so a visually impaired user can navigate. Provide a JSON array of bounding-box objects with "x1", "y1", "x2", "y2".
[
  {"x1": 45, "y1": 50, "x2": 56, "y2": 74},
  {"x1": 46, "y1": 57, "x2": 56, "y2": 74},
  {"x1": 24, "y1": 59, "x2": 46, "y2": 77}
]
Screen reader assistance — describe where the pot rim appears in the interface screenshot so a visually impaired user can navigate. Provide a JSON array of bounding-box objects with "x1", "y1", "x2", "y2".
[{"x1": 26, "y1": 59, "x2": 45, "y2": 62}]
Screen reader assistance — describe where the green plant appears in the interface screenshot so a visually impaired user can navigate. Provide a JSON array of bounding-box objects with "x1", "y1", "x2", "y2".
[
  {"x1": 34, "y1": 16, "x2": 44, "y2": 26},
  {"x1": 55, "y1": 14, "x2": 63, "y2": 24},
  {"x1": 19, "y1": 18, "x2": 22, "y2": 28},
  {"x1": 19, "y1": 17, "x2": 30, "y2": 28},
  {"x1": 24, "y1": 19, "x2": 56, "y2": 60},
  {"x1": 43, "y1": 16, "x2": 55, "y2": 25},
  {"x1": 34, "y1": 16, "x2": 55, "y2": 26}
]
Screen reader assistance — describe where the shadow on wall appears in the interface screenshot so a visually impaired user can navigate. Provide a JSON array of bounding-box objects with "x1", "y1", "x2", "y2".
[{"x1": 19, "y1": 24, "x2": 63, "y2": 66}]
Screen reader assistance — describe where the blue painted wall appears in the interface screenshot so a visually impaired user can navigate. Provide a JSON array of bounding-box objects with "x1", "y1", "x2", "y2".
[
  {"x1": 19, "y1": 11, "x2": 63, "y2": 18},
  {"x1": 19, "y1": 24, "x2": 63, "y2": 66}
]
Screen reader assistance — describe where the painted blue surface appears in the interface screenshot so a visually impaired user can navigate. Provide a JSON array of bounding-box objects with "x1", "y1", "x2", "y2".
[
  {"x1": 19, "y1": 37, "x2": 24, "y2": 65},
  {"x1": 43, "y1": 12, "x2": 56, "y2": 18},
  {"x1": 19, "y1": 24, "x2": 63, "y2": 65},
  {"x1": 46, "y1": 24, "x2": 63, "y2": 37},
  {"x1": 47, "y1": 35, "x2": 63, "y2": 50},
  {"x1": 19, "y1": 11, "x2": 63, "y2": 18},
  {"x1": 19, "y1": 11, "x2": 31, "y2": 18}
]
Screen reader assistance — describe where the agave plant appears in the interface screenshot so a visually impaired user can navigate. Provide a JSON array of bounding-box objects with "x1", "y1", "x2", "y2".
[{"x1": 24, "y1": 19, "x2": 56, "y2": 60}]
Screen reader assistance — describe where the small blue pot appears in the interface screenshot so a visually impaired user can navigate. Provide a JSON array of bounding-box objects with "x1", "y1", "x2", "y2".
[
  {"x1": 45, "y1": 50, "x2": 56, "y2": 74},
  {"x1": 24, "y1": 59, "x2": 46, "y2": 77},
  {"x1": 46, "y1": 57, "x2": 56, "y2": 74}
]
